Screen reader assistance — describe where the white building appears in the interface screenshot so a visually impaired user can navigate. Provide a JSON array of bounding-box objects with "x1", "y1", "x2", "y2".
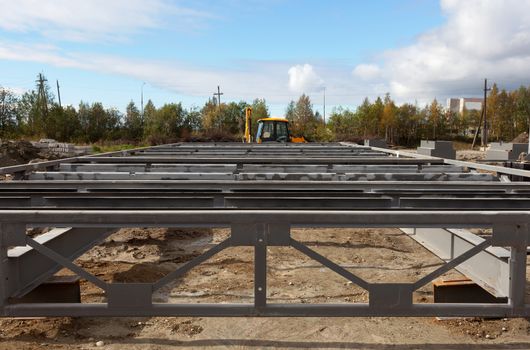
[{"x1": 446, "y1": 97, "x2": 483, "y2": 114}]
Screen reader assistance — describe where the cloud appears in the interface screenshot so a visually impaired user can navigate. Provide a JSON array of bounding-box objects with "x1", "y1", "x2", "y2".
[
  {"x1": 0, "y1": 0, "x2": 213, "y2": 42},
  {"x1": 287, "y1": 64, "x2": 324, "y2": 94},
  {"x1": 0, "y1": 41, "x2": 291, "y2": 103},
  {"x1": 357, "y1": 0, "x2": 530, "y2": 102},
  {"x1": 352, "y1": 64, "x2": 381, "y2": 81}
]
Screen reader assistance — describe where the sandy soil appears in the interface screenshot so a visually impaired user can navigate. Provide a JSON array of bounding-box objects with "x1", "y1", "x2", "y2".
[{"x1": 1, "y1": 227, "x2": 529, "y2": 350}]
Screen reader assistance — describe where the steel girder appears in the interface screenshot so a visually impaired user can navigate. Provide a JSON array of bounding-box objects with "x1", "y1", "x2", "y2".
[{"x1": 0, "y1": 142, "x2": 530, "y2": 318}]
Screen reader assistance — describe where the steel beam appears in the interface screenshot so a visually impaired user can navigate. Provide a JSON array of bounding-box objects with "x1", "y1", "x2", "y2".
[
  {"x1": 2, "y1": 302, "x2": 525, "y2": 318},
  {"x1": 401, "y1": 228, "x2": 510, "y2": 297},
  {"x1": 0, "y1": 210, "x2": 528, "y2": 228},
  {"x1": 7, "y1": 227, "x2": 114, "y2": 298}
]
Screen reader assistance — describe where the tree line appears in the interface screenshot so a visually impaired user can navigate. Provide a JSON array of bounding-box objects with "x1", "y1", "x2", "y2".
[
  {"x1": 1, "y1": 74, "x2": 530, "y2": 146},
  {"x1": 328, "y1": 84, "x2": 530, "y2": 146}
]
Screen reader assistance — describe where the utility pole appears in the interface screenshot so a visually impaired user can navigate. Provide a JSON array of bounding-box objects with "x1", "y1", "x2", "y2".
[
  {"x1": 323, "y1": 87, "x2": 326, "y2": 125},
  {"x1": 472, "y1": 78, "x2": 491, "y2": 149},
  {"x1": 481, "y1": 78, "x2": 491, "y2": 148},
  {"x1": 56, "y1": 80, "x2": 62, "y2": 108},
  {"x1": 213, "y1": 86, "x2": 223, "y2": 108},
  {"x1": 141, "y1": 82, "x2": 146, "y2": 116},
  {"x1": 36, "y1": 73, "x2": 49, "y2": 123}
]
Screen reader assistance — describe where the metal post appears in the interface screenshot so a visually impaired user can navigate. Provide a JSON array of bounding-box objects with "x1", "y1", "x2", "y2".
[
  {"x1": 0, "y1": 246, "x2": 7, "y2": 316},
  {"x1": 141, "y1": 82, "x2": 146, "y2": 117},
  {"x1": 509, "y1": 244, "x2": 527, "y2": 314},
  {"x1": 254, "y1": 224, "x2": 267, "y2": 310}
]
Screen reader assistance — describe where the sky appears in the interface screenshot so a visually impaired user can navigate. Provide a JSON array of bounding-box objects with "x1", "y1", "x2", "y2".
[{"x1": 1, "y1": 0, "x2": 530, "y2": 117}]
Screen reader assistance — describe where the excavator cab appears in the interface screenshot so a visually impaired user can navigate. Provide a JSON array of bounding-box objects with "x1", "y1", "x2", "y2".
[
  {"x1": 243, "y1": 107, "x2": 306, "y2": 143},
  {"x1": 256, "y1": 118, "x2": 290, "y2": 143}
]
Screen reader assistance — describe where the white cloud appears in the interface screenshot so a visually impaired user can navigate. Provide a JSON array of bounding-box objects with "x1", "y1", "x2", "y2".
[
  {"x1": 287, "y1": 64, "x2": 324, "y2": 94},
  {"x1": 352, "y1": 64, "x2": 381, "y2": 81},
  {"x1": 0, "y1": 0, "x2": 212, "y2": 42},
  {"x1": 0, "y1": 41, "x2": 290, "y2": 103},
  {"x1": 357, "y1": 0, "x2": 530, "y2": 102}
]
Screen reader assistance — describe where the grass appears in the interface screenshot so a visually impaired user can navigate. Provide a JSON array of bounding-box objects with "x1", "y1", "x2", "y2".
[{"x1": 91, "y1": 143, "x2": 146, "y2": 154}]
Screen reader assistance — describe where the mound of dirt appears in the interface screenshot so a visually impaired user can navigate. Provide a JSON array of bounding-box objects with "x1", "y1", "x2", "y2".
[
  {"x1": 512, "y1": 132, "x2": 529, "y2": 143},
  {"x1": 0, "y1": 140, "x2": 60, "y2": 168}
]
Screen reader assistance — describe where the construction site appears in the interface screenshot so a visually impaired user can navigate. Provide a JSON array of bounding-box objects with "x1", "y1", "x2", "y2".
[{"x1": 0, "y1": 140, "x2": 529, "y2": 349}]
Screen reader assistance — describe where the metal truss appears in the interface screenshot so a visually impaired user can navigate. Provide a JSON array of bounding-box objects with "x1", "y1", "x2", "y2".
[{"x1": 0, "y1": 142, "x2": 530, "y2": 318}]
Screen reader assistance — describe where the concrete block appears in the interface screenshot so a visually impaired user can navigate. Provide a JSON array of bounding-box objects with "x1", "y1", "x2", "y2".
[
  {"x1": 417, "y1": 140, "x2": 455, "y2": 159},
  {"x1": 486, "y1": 143, "x2": 528, "y2": 161},
  {"x1": 364, "y1": 139, "x2": 388, "y2": 148}
]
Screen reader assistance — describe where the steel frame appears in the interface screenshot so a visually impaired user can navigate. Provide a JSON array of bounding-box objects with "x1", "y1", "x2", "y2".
[{"x1": 0, "y1": 142, "x2": 529, "y2": 318}]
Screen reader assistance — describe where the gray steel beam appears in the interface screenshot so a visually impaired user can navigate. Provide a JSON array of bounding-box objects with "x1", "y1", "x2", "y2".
[
  {"x1": 2, "y1": 302, "x2": 524, "y2": 318},
  {"x1": 74, "y1": 156, "x2": 443, "y2": 165},
  {"x1": 0, "y1": 210, "x2": 528, "y2": 228},
  {"x1": 401, "y1": 228, "x2": 510, "y2": 297},
  {"x1": 0, "y1": 179, "x2": 527, "y2": 191},
  {"x1": 7, "y1": 227, "x2": 114, "y2": 298},
  {"x1": 350, "y1": 142, "x2": 530, "y2": 180},
  {"x1": 55, "y1": 163, "x2": 465, "y2": 174},
  {"x1": 29, "y1": 172, "x2": 494, "y2": 182},
  {"x1": 2, "y1": 195, "x2": 530, "y2": 210}
]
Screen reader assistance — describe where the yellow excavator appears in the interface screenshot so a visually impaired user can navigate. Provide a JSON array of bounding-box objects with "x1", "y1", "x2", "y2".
[{"x1": 243, "y1": 107, "x2": 306, "y2": 143}]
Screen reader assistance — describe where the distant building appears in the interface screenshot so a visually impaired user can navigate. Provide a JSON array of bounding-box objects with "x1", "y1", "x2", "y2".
[{"x1": 446, "y1": 97, "x2": 483, "y2": 114}]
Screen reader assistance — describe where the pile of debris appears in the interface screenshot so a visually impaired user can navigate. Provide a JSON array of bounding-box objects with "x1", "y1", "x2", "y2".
[
  {"x1": 0, "y1": 139, "x2": 61, "y2": 168},
  {"x1": 31, "y1": 139, "x2": 92, "y2": 157}
]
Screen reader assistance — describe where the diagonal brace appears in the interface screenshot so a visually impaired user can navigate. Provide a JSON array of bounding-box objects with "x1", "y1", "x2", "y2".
[
  {"x1": 413, "y1": 238, "x2": 492, "y2": 291},
  {"x1": 291, "y1": 239, "x2": 370, "y2": 290},
  {"x1": 153, "y1": 238, "x2": 231, "y2": 291},
  {"x1": 26, "y1": 237, "x2": 108, "y2": 291}
]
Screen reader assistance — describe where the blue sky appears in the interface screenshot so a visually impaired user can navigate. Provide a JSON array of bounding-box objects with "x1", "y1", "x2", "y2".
[{"x1": 1, "y1": 0, "x2": 529, "y2": 117}]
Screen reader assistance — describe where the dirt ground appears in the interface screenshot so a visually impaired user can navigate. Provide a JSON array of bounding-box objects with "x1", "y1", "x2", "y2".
[{"x1": 1, "y1": 226, "x2": 530, "y2": 350}]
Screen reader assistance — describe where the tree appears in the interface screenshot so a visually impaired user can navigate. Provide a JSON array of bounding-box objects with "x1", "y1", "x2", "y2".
[
  {"x1": 381, "y1": 94, "x2": 396, "y2": 143},
  {"x1": 328, "y1": 107, "x2": 357, "y2": 141},
  {"x1": 428, "y1": 99, "x2": 443, "y2": 139},
  {"x1": 0, "y1": 87, "x2": 18, "y2": 138},
  {"x1": 250, "y1": 98, "x2": 269, "y2": 136},
  {"x1": 145, "y1": 102, "x2": 187, "y2": 144},
  {"x1": 124, "y1": 101, "x2": 144, "y2": 142},
  {"x1": 46, "y1": 104, "x2": 81, "y2": 141},
  {"x1": 77, "y1": 102, "x2": 121, "y2": 143},
  {"x1": 514, "y1": 86, "x2": 530, "y2": 138},
  {"x1": 288, "y1": 94, "x2": 319, "y2": 140},
  {"x1": 285, "y1": 101, "x2": 296, "y2": 122},
  {"x1": 183, "y1": 107, "x2": 202, "y2": 133},
  {"x1": 142, "y1": 100, "x2": 157, "y2": 140},
  {"x1": 16, "y1": 90, "x2": 40, "y2": 136}
]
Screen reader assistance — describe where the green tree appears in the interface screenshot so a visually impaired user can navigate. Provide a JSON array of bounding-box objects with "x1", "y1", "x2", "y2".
[
  {"x1": 0, "y1": 87, "x2": 19, "y2": 138},
  {"x1": 381, "y1": 94, "x2": 396, "y2": 144},
  {"x1": 250, "y1": 98, "x2": 269, "y2": 136},
  {"x1": 16, "y1": 90, "x2": 40, "y2": 136},
  {"x1": 289, "y1": 94, "x2": 320, "y2": 140},
  {"x1": 514, "y1": 86, "x2": 530, "y2": 138},
  {"x1": 77, "y1": 102, "x2": 121, "y2": 143},
  {"x1": 46, "y1": 104, "x2": 81, "y2": 141},
  {"x1": 145, "y1": 102, "x2": 187, "y2": 144},
  {"x1": 124, "y1": 101, "x2": 144, "y2": 142},
  {"x1": 183, "y1": 107, "x2": 202, "y2": 133},
  {"x1": 428, "y1": 99, "x2": 443, "y2": 139}
]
